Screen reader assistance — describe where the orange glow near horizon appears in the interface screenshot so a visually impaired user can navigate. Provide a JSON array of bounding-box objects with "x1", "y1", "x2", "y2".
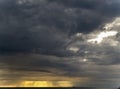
[
  {"x1": 18, "y1": 81, "x2": 74, "y2": 87},
  {"x1": 0, "y1": 77, "x2": 91, "y2": 87}
]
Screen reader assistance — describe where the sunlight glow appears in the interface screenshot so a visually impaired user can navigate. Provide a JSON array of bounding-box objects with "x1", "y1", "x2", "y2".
[{"x1": 18, "y1": 81, "x2": 73, "y2": 87}]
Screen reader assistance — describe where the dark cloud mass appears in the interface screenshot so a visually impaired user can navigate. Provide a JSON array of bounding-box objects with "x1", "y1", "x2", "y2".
[
  {"x1": 0, "y1": 0, "x2": 120, "y2": 87},
  {"x1": 0, "y1": 0, "x2": 120, "y2": 55}
]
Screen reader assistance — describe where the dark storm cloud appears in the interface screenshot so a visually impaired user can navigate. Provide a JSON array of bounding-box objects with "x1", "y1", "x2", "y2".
[
  {"x1": 0, "y1": 0, "x2": 120, "y2": 55},
  {"x1": 48, "y1": 0, "x2": 120, "y2": 32}
]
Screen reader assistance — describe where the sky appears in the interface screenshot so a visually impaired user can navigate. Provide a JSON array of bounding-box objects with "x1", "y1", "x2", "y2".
[{"x1": 0, "y1": 0, "x2": 120, "y2": 87}]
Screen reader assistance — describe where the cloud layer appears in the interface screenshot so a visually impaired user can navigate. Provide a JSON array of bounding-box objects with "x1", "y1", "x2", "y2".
[{"x1": 0, "y1": 0, "x2": 120, "y2": 87}]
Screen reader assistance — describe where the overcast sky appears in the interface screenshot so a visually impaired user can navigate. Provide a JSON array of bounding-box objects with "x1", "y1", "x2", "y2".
[{"x1": 0, "y1": 0, "x2": 120, "y2": 87}]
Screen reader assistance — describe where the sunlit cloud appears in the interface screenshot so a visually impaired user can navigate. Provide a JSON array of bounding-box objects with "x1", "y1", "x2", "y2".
[
  {"x1": 87, "y1": 31, "x2": 118, "y2": 44},
  {"x1": 103, "y1": 17, "x2": 120, "y2": 30},
  {"x1": 83, "y1": 59, "x2": 88, "y2": 62},
  {"x1": 87, "y1": 17, "x2": 120, "y2": 45},
  {"x1": 67, "y1": 46, "x2": 79, "y2": 53},
  {"x1": 75, "y1": 33, "x2": 83, "y2": 37}
]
